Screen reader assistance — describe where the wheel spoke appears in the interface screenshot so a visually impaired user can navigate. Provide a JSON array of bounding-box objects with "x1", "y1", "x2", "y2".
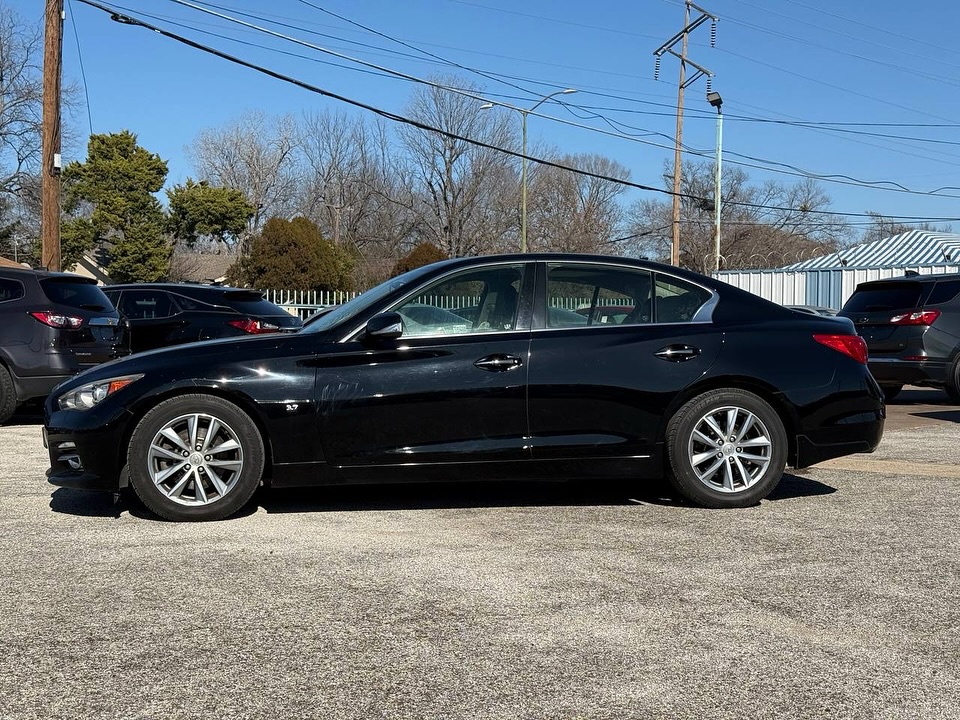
[
  {"x1": 702, "y1": 414, "x2": 725, "y2": 440},
  {"x1": 739, "y1": 436, "x2": 770, "y2": 448},
  {"x1": 697, "y1": 456, "x2": 725, "y2": 480},
  {"x1": 206, "y1": 467, "x2": 229, "y2": 496},
  {"x1": 724, "y1": 408, "x2": 739, "y2": 438},
  {"x1": 692, "y1": 449, "x2": 720, "y2": 467},
  {"x1": 194, "y1": 471, "x2": 208, "y2": 503},
  {"x1": 166, "y1": 469, "x2": 193, "y2": 500},
  {"x1": 187, "y1": 414, "x2": 199, "y2": 451},
  {"x1": 154, "y1": 461, "x2": 187, "y2": 484},
  {"x1": 207, "y1": 459, "x2": 242, "y2": 471},
  {"x1": 739, "y1": 452, "x2": 770, "y2": 465},
  {"x1": 159, "y1": 427, "x2": 190, "y2": 453},
  {"x1": 201, "y1": 418, "x2": 221, "y2": 453},
  {"x1": 150, "y1": 444, "x2": 186, "y2": 462},
  {"x1": 738, "y1": 412, "x2": 757, "y2": 439},
  {"x1": 693, "y1": 429, "x2": 718, "y2": 446},
  {"x1": 732, "y1": 456, "x2": 751, "y2": 485},
  {"x1": 208, "y1": 438, "x2": 240, "y2": 455},
  {"x1": 722, "y1": 459, "x2": 736, "y2": 491}
]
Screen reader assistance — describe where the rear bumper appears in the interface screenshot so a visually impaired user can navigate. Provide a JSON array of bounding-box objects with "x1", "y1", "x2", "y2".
[
  {"x1": 13, "y1": 372, "x2": 74, "y2": 403},
  {"x1": 867, "y1": 357, "x2": 948, "y2": 387}
]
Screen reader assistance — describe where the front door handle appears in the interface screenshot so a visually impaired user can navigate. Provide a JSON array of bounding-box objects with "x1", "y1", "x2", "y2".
[
  {"x1": 654, "y1": 344, "x2": 701, "y2": 362},
  {"x1": 474, "y1": 354, "x2": 523, "y2": 372}
]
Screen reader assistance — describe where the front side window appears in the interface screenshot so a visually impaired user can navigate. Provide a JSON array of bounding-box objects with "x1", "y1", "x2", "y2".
[
  {"x1": 546, "y1": 264, "x2": 651, "y2": 328},
  {"x1": 391, "y1": 264, "x2": 525, "y2": 337}
]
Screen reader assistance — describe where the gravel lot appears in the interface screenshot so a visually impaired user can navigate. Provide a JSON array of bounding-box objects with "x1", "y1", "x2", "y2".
[{"x1": 1, "y1": 397, "x2": 958, "y2": 720}]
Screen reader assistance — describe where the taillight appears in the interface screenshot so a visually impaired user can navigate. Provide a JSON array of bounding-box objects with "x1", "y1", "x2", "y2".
[
  {"x1": 30, "y1": 311, "x2": 84, "y2": 329},
  {"x1": 890, "y1": 309, "x2": 940, "y2": 325},
  {"x1": 227, "y1": 318, "x2": 280, "y2": 334},
  {"x1": 813, "y1": 334, "x2": 868, "y2": 364}
]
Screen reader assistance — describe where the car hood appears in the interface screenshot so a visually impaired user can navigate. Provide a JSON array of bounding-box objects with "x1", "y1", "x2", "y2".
[{"x1": 51, "y1": 333, "x2": 296, "y2": 394}]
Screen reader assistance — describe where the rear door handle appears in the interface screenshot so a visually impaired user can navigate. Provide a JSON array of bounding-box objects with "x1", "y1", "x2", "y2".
[
  {"x1": 654, "y1": 344, "x2": 701, "y2": 362},
  {"x1": 474, "y1": 354, "x2": 523, "y2": 372}
]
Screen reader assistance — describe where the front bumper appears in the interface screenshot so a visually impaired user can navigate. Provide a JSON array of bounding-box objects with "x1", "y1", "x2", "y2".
[{"x1": 44, "y1": 403, "x2": 133, "y2": 493}]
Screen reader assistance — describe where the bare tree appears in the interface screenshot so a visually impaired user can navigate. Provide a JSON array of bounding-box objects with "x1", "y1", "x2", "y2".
[
  {"x1": 527, "y1": 153, "x2": 630, "y2": 253},
  {"x1": 398, "y1": 79, "x2": 518, "y2": 257},
  {"x1": 627, "y1": 161, "x2": 850, "y2": 272},
  {"x1": 860, "y1": 212, "x2": 951, "y2": 245},
  {"x1": 189, "y1": 111, "x2": 300, "y2": 242}
]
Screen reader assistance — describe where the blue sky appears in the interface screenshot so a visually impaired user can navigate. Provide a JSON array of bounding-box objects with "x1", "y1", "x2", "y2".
[{"x1": 12, "y1": 0, "x2": 960, "y2": 236}]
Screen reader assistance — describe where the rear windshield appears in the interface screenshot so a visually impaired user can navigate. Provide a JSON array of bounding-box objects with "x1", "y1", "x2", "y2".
[
  {"x1": 40, "y1": 278, "x2": 113, "y2": 311},
  {"x1": 842, "y1": 283, "x2": 924, "y2": 313}
]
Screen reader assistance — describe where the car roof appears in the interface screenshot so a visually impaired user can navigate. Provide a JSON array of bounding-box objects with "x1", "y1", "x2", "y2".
[
  {"x1": 856, "y1": 272, "x2": 960, "y2": 287},
  {"x1": 0, "y1": 267, "x2": 97, "y2": 283}
]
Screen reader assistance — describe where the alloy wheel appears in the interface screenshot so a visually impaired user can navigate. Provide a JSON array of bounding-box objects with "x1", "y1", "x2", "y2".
[{"x1": 687, "y1": 405, "x2": 773, "y2": 493}]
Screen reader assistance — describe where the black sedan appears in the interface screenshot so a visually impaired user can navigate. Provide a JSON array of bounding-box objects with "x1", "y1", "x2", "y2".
[{"x1": 44, "y1": 254, "x2": 884, "y2": 521}]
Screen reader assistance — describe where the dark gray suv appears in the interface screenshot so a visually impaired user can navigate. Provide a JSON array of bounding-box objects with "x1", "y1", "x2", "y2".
[
  {"x1": 839, "y1": 273, "x2": 960, "y2": 401},
  {"x1": 0, "y1": 267, "x2": 123, "y2": 423}
]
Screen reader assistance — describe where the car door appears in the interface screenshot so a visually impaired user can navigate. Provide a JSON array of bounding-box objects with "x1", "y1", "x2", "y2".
[
  {"x1": 115, "y1": 289, "x2": 189, "y2": 353},
  {"x1": 526, "y1": 261, "x2": 723, "y2": 462},
  {"x1": 315, "y1": 262, "x2": 533, "y2": 467}
]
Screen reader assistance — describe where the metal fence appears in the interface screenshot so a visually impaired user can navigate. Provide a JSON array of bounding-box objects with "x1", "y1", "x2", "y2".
[
  {"x1": 716, "y1": 264, "x2": 960, "y2": 309},
  {"x1": 263, "y1": 287, "x2": 634, "y2": 320}
]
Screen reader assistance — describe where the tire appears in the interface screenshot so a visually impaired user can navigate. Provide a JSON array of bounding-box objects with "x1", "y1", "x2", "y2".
[
  {"x1": 666, "y1": 389, "x2": 787, "y2": 508},
  {"x1": 946, "y1": 358, "x2": 960, "y2": 403},
  {"x1": 881, "y1": 384, "x2": 903, "y2": 403},
  {"x1": 0, "y1": 365, "x2": 16, "y2": 425},
  {"x1": 127, "y1": 394, "x2": 265, "y2": 521}
]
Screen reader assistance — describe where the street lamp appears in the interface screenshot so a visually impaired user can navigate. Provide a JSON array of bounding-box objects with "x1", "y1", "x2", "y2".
[
  {"x1": 707, "y1": 90, "x2": 723, "y2": 274},
  {"x1": 482, "y1": 88, "x2": 576, "y2": 252}
]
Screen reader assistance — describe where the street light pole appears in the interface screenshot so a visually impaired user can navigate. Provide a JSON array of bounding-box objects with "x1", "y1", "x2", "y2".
[
  {"x1": 707, "y1": 91, "x2": 723, "y2": 274},
  {"x1": 483, "y1": 88, "x2": 576, "y2": 253}
]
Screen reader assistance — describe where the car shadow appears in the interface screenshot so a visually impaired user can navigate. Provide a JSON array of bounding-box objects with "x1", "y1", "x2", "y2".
[
  {"x1": 765, "y1": 472, "x2": 836, "y2": 500},
  {"x1": 47, "y1": 474, "x2": 836, "y2": 520},
  {"x1": 909, "y1": 409, "x2": 960, "y2": 424}
]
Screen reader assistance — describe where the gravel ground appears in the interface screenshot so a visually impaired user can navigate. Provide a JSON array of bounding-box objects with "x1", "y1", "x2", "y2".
[{"x1": 0, "y1": 418, "x2": 958, "y2": 720}]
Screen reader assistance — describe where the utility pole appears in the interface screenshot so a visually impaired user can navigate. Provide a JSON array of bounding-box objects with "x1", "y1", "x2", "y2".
[
  {"x1": 654, "y1": 1, "x2": 717, "y2": 267},
  {"x1": 41, "y1": 0, "x2": 64, "y2": 272}
]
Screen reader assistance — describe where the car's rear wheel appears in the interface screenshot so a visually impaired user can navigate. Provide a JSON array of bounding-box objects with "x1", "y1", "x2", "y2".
[
  {"x1": 881, "y1": 384, "x2": 904, "y2": 402},
  {"x1": 127, "y1": 394, "x2": 264, "y2": 521},
  {"x1": 0, "y1": 365, "x2": 15, "y2": 424},
  {"x1": 666, "y1": 389, "x2": 787, "y2": 508},
  {"x1": 946, "y1": 358, "x2": 960, "y2": 403}
]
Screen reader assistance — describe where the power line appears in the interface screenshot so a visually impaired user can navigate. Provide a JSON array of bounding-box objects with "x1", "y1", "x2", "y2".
[{"x1": 72, "y1": 0, "x2": 960, "y2": 225}]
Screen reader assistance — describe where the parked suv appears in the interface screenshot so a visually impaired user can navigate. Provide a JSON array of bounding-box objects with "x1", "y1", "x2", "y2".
[
  {"x1": 0, "y1": 267, "x2": 123, "y2": 423},
  {"x1": 102, "y1": 283, "x2": 301, "y2": 354},
  {"x1": 838, "y1": 273, "x2": 960, "y2": 401}
]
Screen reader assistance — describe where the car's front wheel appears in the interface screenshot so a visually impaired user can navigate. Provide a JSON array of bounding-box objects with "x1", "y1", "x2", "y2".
[
  {"x1": 127, "y1": 394, "x2": 265, "y2": 521},
  {"x1": 666, "y1": 389, "x2": 787, "y2": 508}
]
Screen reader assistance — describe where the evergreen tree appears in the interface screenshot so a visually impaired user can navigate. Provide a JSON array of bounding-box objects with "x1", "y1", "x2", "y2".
[
  {"x1": 231, "y1": 216, "x2": 353, "y2": 291},
  {"x1": 62, "y1": 131, "x2": 169, "y2": 281}
]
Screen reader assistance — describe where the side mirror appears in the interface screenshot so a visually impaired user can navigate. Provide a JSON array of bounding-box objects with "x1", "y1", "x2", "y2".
[{"x1": 365, "y1": 312, "x2": 404, "y2": 340}]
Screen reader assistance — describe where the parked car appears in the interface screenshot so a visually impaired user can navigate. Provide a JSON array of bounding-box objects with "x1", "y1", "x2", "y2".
[
  {"x1": 0, "y1": 267, "x2": 122, "y2": 423},
  {"x1": 838, "y1": 272, "x2": 960, "y2": 402},
  {"x1": 102, "y1": 283, "x2": 301, "y2": 354},
  {"x1": 45, "y1": 253, "x2": 884, "y2": 521}
]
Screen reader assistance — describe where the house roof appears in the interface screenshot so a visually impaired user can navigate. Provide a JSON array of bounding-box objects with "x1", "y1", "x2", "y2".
[
  {"x1": 169, "y1": 252, "x2": 238, "y2": 283},
  {"x1": 0, "y1": 256, "x2": 28, "y2": 269},
  {"x1": 787, "y1": 231, "x2": 960, "y2": 270}
]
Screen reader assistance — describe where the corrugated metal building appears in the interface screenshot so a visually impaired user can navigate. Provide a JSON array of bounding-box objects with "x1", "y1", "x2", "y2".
[{"x1": 716, "y1": 231, "x2": 960, "y2": 309}]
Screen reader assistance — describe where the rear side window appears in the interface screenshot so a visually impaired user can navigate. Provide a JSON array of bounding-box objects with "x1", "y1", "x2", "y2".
[
  {"x1": 40, "y1": 278, "x2": 112, "y2": 310},
  {"x1": 0, "y1": 278, "x2": 24, "y2": 302},
  {"x1": 117, "y1": 290, "x2": 178, "y2": 319},
  {"x1": 842, "y1": 283, "x2": 923, "y2": 312},
  {"x1": 926, "y1": 280, "x2": 960, "y2": 306}
]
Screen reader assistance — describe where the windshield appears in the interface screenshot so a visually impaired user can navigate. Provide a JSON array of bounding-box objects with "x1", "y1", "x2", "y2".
[
  {"x1": 40, "y1": 277, "x2": 113, "y2": 311},
  {"x1": 842, "y1": 283, "x2": 923, "y2": 313},
  {"x1": 300, "y1": 264, "x2": 442, "y2": 334}
]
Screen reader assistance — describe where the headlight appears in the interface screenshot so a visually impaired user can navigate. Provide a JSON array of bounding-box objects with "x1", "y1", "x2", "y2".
[{"x1": 58, "y1": 374, "x2": 144, "y2": 411}]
